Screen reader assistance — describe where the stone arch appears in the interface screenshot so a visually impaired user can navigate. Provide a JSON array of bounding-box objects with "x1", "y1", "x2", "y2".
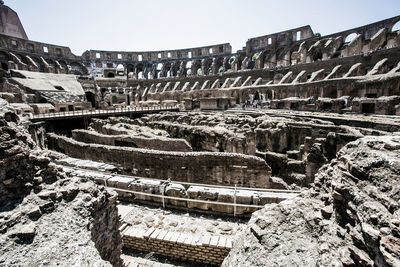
[
  {"x1": 192, "y1": 60, "x2": 202, "y2": 76},
  {"x1": 70, "y1": 61, "x2": 88, "y2": 75},
  {"x1": 202, "y1": 58, "x2": 213, "y2": 75},
  {"x1": 390, "y1": 19, "x2": 400, "y2": 32},
  {"x1": 275, "y1": 47, "x2": 287, "y2": 65},
  {"x1": 0, "y1": 50, "x2": 9, "y2": 70},
  {"x1": 171, "y1": 60, "x2": 181, "y2": 77},
  {"x1": 185, "y1": 61, "x2": 193, "y2": 76},
  {"x1": 164, "y1": 62, "x2": 172, "y2": 77},
  {"x1": 215, "y1": 57, "x2": 224, "y2": 73},
  {"x1": 273, "y1": 73, "x2": 284, "y2": 84},
  {"x1": 85, "y1": 91, "x2": 96, "y2": 107},
  {"x1": 16, "y1": 54, "x2": 30, "y2": 66},
  {"x1": 344, "y1": 33, "x2": 358, "y2": 43},
  {"x1": 241, "y1": 89, "x2": 251, "y2": 102},
  {"x1": 30, "y1": 56, "x2": 44, "y2": 72},
  {"x1": 45, "y1": 58, "x2": 57, "y2": 72},
  {"x1": 261, "y1": 50, "x2": 272, "y2": 68},
  {"x1": 248, "y1": 52, "x2": 260, "y2": 69},
  {"x1": 237, "y1": 53, "x2": 246, "y2": 70},
  {"x1": 265, "y1": 88, "x2": 274, "y2": 100},
  {"x1": 127, "y1": 64, "x2": 134, "y2": 74},
  {"x1": 231, "y1": 90, "x2": 240, "y2": 104},
  {"x1": 225, "y1": 56, "x2": 232, "y2": 71},
  {"x1": 58, "y1": 60, "x2": 69, "y2": 72},
  {"x1": 136, "y1": 63, "x2": 144, "y2": 76}
]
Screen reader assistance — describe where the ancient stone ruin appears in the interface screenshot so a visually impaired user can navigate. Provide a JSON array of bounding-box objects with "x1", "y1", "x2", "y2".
[{"x1": 0, "y1": 2, "x2": 399, "y2": 266}]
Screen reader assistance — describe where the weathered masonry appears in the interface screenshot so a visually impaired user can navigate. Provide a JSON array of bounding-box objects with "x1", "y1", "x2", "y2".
[{"x1": 0, "y1": 0, "x2": 399, "y2": 116}]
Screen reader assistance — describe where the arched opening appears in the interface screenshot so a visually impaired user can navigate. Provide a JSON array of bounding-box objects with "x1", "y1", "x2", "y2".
[
  {"x1": 70, "y1": 62, "x2": 87, "y2": 75},
  {"x1": 138, "y1": 71, "x2": 144, "y2": 79},
  {"x1": 391, "y1": 20, "x2": 400, "y2": 32},
  {"x1": 262, "y1": 51, "x2": 272, "y2": 68},
  {"x1": 225, "y1": 56, "x2": 233, "y2": 71},
  {"x1": 58, "y1": 60, "x2": 68, "y2": 71},
  {"x1": 237, "y1": 53, "x2": 246, "y2": 70},
  {"x1": 156, "y1": 63, "x2": 163, "y2": 78},
  {"x1": 46, "y1": 58, "x2": 57, "y2": 73},
  {"x1": 192, "y1": 60, "x2": 202, "y2": 76},
  {"x1": 1, "y1": 62, "x2": 8, "y2": 71},
  {"x1": 164, "y1": 62, "x2": 172, "y2": 77},
  {"x1": 266, "y1": 89, "x2": 273, "y2": 100},
  {"x1": 0, "y1": 51, "x2": 9, "y2": 71},
  {"x1": 185, "y1": 61, "x2": 193, "y2": 77},
  {"x1": 85, "y1": 92, "x2": 96, "y2": 107},
  {"x1": 107, "y1": 72, "x2": 115, "y2": 78},
  {"x1": 249, "y1": 52, "x2": 260, "y2": 69},
  {"x1": 312, "y1": 49, "x2": 323, "y2": 62},
  {"x1": 30, "y1": 56, "x2": 44, "y2": 72},
  {"x1": 273, "y1": 73, "x2": 283, "y2": 84},
  {"x1": 215, "y1": 57, "x2": 224, "y2": 73},
  {"x1": 136, "y1": 63, "x2": 144, "y2": 78},
  {"x1": 171, "y1": 61, "x2": 181, "y2": 77},
  {"x1": 344, "y1": 33, "x2": 358, "y2": 43},
  {"x1": 202, "y1": 58, "x2": 213, "y2": 75},
  {"x1": 127, "y1": 64, "x2": 134, "y2": 73}
]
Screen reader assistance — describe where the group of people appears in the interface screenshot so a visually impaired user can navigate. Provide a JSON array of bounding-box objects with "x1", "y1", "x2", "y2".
[{"x1": 241, "y1": 98, "x2": 271, "y2": 109}]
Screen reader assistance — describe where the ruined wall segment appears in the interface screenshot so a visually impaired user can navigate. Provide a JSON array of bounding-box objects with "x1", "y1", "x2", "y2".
[
  {"x1": 223, "y1": 135, "x2": 400, "y2": 266},
  {"x1": 47, "y1": 133, "x2": 272, "y2": 188},
  {"x1": 0, "y1": 3, "x2": 28, "y2": 40},
  {"x1": 0, "y1": 98, "x2": 123, "y2": 266}
]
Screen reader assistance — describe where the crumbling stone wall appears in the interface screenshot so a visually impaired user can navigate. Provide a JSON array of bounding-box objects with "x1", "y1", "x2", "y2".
[
  {"x1": 72, "y1": 129, "x2": 192, "y2": 152},
  {"x1": 0, "y1": 99, "x2": 123, "y2": 266},
  {"x1": 47, "y1": 133, "x2": 272, "y2": 188},
  {"x1": 223, "y1": 135, "x2": 400, "y2": 266}
]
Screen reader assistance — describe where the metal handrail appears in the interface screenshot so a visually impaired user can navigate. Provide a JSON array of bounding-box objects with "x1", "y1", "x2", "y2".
[
  {"x1": 113, "y1": 187, "x2": 264, "y2": 209},
  {"x1": 63, "y1": 165, "x2": 300, "y2": 193},
  {"x1": 31, "y1": 105, "x2": 179, "y2": 119}
]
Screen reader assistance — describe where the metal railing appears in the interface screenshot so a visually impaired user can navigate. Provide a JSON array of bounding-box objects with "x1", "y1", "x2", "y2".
[
  {"x1": 31, "y1": 105, "x2": 179, "y2": 119},
  {"x1": 62, "y1": 164, "x2": 300, "y2": 217}
]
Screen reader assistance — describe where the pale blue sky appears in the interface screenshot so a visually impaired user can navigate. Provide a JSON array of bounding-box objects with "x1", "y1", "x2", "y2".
[{"x1": 6, "y1": 0, "x2": 400, "y2": 56}]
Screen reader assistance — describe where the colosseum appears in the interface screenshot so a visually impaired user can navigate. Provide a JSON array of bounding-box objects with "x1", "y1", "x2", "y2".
[{"x1": 0, "y1": 1, "x2": 400, "y2": 266}]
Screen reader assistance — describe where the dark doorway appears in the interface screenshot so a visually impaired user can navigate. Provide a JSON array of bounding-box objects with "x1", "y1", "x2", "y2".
[
  {"x1": 68, "y1": 105, "x2": 74, "y2": 111},
  {"x1": 85, "y1": 92, "x2": 96, "y2": 107},
  {"x1": 321, "y1": 102, "x2": 332, "y2": 111},
  {"x1": 1, "y1": 62, "x2": 8, "y2": 71},
  {"x1": 362, "y1": 103, "x2": 375, "y2": 113},
  {"x1": 107, "y1": 72, "x2": 115, "y2": 78}
]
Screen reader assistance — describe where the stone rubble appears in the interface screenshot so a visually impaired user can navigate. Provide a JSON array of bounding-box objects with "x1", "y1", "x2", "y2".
[
  {"x1": 0, "y1": 99, "x2": 123, "y2": 266},
  {"x1": 222, "y1": 135, "x2": 400, "y2": 266}
]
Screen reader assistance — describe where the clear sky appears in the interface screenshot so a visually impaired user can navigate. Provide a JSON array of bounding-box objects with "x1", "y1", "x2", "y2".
[{"x1": 5, "y1": 0, "x2": 400, "y2": 56}]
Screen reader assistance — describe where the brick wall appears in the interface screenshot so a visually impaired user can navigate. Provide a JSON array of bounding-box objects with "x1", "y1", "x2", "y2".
[{"x1": 121, "y1": 226, "x2": 232, "y2": 266}]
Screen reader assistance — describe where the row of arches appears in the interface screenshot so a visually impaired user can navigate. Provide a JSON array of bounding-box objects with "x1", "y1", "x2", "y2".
[
  {"x1": 122, "y1": 56, "x2": 236, "y2": 80},
  {"x1": 0, "y1": 49, "x2": 88, "y2": 75}
]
